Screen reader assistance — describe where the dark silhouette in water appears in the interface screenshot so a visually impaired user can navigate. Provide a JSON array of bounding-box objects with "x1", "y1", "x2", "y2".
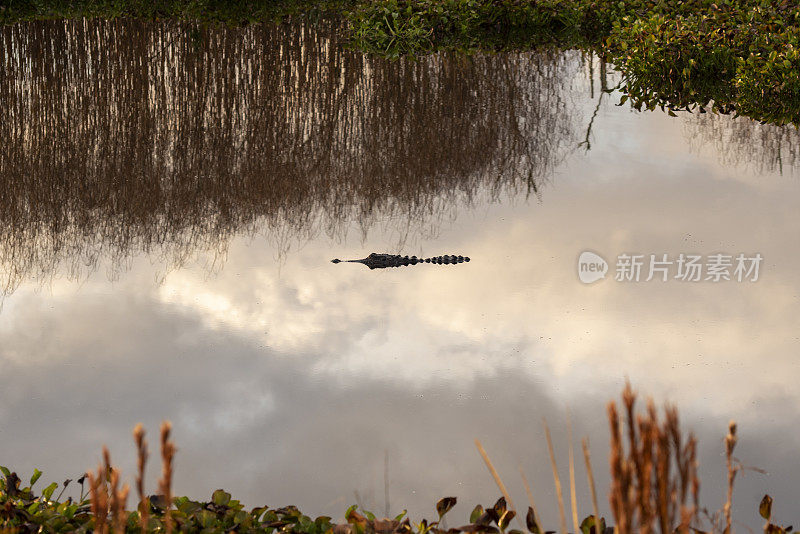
[{"x1": 331, "y1": 253, "x2": 470, "y2": 269}]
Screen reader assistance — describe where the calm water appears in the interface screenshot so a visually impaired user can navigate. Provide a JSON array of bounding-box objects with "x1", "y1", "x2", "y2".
[{"x1": 1, "y1": 18, "x2": 800, "y2": 528}]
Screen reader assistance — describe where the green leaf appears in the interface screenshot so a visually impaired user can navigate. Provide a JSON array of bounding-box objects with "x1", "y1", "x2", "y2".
[
  {"x1": 0, "y1": 466, "x2": 10, "y2": 477},
  {"x1": 470, "y1": 505, "x2": 484, "y2": 524},
  {"x1": 394, "y1": 510, "x2": 408, "y2": 522},
  {"x1": 315, "y1": 515, "x2": 333, "y2": 531},
  {"x1": 345, "y1": 504, "x2": 359, "y2": 522},
  {"x1": 177, "y1": 500, "x2": 202, "y2": 514},
  {"x1": 580, "y1": 515, "x2": 605, "y2": 534},
  {"x1": 30, "y1": 469, "x2": 42, "y2": 487},
  {"x1": 212, "y1": 489, "x2": 231, "y2": 506},
  {"x1": 760, "y1": 494, "x2": 773, "y2": 520},
  {"x1": 198, "y1": 509, "x2": 216, "y2": 528},
  {"x1": 42, "y1": 481, "x2": 59, "y2": 501}
]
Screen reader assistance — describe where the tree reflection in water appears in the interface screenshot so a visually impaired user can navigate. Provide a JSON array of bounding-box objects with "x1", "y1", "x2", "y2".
[
  {"x1": 683, "y1": 111, "x2": 800, "y2": 175},
  {"x1": 0, "y1": 19, "x2": 579, "y2": 295},
  {"x1": 3, "y1": 19, "x2": 796, "y2": 297}
]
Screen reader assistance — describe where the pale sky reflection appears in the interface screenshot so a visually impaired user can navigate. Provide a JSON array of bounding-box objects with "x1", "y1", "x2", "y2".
[{"x1": 1, "y1": 86, "x2": 799, "y2": 529}]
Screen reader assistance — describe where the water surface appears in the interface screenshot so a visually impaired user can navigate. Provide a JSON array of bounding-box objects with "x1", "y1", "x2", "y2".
[{"x1": 1, "y1": 18, "x2": 799, "y2": 528}]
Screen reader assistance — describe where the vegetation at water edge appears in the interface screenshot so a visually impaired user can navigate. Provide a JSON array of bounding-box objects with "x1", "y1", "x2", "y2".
[
  {"x1": 3, "y1": 0, "x2": 800, "y2": 125},
  {"x1": 349, "y1": 0, "x2": 800, "y2": 125},
  {"x1": 0, "y1": 386, "x2": 793, "y2": 533}
]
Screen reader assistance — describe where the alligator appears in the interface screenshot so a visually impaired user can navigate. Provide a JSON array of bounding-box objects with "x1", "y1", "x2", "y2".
[{"x1": 331, "y1": 253, "x2": 470, "y2": 269}]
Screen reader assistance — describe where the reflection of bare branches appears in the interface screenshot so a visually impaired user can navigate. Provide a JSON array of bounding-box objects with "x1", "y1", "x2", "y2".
[
  {"x1": 0, "y1": 19, "x2": 581, "y2": 296},
  {"x1": 683, "y1": 108, "x2": 800, "y2": 175},
  {"x1": 578, "y1": 53, "x2": 614, "y2": 152},
  {"x1": 579, "y1": 92, "x2": 604, "y2": 152}
]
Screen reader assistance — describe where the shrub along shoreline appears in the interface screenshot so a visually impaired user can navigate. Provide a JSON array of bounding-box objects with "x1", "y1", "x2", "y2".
[
  {"x1": 349, "y1": 0, "x2": 800, "y2": 125},
  {"x1": 3, "y1": 0, "x2": 800, "y2": 125}
]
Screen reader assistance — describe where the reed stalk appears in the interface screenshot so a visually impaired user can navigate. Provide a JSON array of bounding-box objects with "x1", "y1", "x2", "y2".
[
  {"x1": 134, "y1": 423, "x2": 149, "y2": 532},
  {"x1": 582, "y1": 438, "x2": 600, "y2": 532},
  {"x1": 543, "y1": 419, "x2": 568, "y2": 534},
  {"x1": 519, "y1": 466, "x2": 543, "y2": 532},
  {"x1": 474, "y1": 439, "x2": 523, "y2": 530},
  {"x1": 158, "y1": 422, "x2": 176, "y2": 534}
]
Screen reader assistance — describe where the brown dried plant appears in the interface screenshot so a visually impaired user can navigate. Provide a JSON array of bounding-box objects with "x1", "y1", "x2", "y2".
[
  {"x1": 723, "y1": 421, "x2": 738, "y2": 534},
  {"x1": 87, "y1": 461, "x2": 108, "y2": 534},
  {"x1": 134, "y1": 423, "x2": 149, "y2": 532},
  {"x1": 582, "y1": 438, "x2": 601, "y2": 531},
  {"x1": 158, "y1": 421, "x2": 176, "y2": 534},
  {"x1": 475, "y1": 439, "x2": 523, "y2": 530},
  {"x1": 519, "y1": 466, "x2": 542, "y2": 532},
  {"x1": 607, "y1": 383, "x2": 699, "y2": 534},
  {"x1": 567, "y1": 414, "x2": 579, "y2": 534},
  {"x1": 109, "y1": 467, "x2": 130, "y2": 534},
  {"x1": 87, "y1": 447, "x2": 129, "y2": 534},
  {"x1": 543, "y1": 419, "x2": 568, "y2": 534}
]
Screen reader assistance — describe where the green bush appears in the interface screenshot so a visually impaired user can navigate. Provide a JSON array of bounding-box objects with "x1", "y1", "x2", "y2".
[{"x1": 348, "y1": 0, "x2": 800, "y2": 124}]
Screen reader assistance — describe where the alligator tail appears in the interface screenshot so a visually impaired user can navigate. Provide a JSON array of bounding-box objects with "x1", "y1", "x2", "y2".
[
  {"x1": 422, "y1": 255, "x2": 470, "y2": 264},
  {"x1": 374, "y1": 254, "x2": 470, "y2": 267}
]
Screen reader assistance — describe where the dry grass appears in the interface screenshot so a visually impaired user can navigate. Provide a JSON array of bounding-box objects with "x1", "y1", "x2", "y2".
[
  {"x1": 543, "y1": 419, "x2": 569, "y2": 534},
  {"x1": 58, "y1": 385, "x2": 769, "y2": 533},
  {"x1": 80, "y1": 422, "x2": 174, "y2": 534},
  {"x1": 724, "y1": 421, "x2": 737, "y2": 534},
  {"x1": 567, "y1": 414, "x2": 579, "y2": 534},
  {"x1": 475, "y1": 439, "x2": 522, "y2": 530},
  {"x1": 470, "y1": 383, "x2": 748, "y2": 533},
  {"x1": 606, "y1": 383, "x2": 699, "y2": 533},
  {"x1": 158, "y1": 422, "x2": 176, "y2": 534},
  {"x1": 582, "y1": 438, "x2": 600, "y2": 531},
  {"x1": 519, "y1": 466, "x2": 542, "y2": 531},
  {"x1": 134, "y1": 423, "x2": 149, "y2": 532},
  {"x1": 86, "y1": 447, "x2": 129, "y2": 534}
]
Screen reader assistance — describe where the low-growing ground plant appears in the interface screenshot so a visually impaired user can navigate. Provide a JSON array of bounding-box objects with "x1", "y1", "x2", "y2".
[{"x1": 0, "y1": 384, "x2": 793, "y2": 533}]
